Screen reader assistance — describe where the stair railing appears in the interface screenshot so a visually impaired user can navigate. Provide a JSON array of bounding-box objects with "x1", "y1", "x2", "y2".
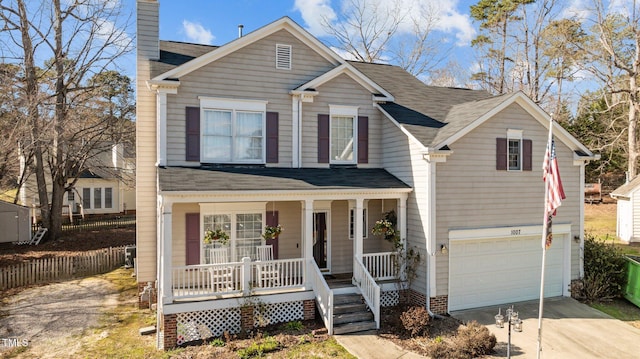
[
  {"x1": 308, "y1": 259, "x2": 334, "y2": 334},
  {"x1": 353, "y1": 257, "x2": 380, "y2": 329}
]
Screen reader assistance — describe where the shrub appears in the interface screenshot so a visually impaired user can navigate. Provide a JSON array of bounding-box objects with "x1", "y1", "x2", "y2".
[
  {"x1": 236, "y1": 335, "x2": 280, "y2": 358},
  {"x1": 574, "y1": 234, "x2": 627, "y2": 301},
  {"x1": 400, "y1": 306, "x2": 430, "y2": 337},
  {"x1": 209, "y1": 338, "x2": 225, "y2": 347},
  {"x1": 284, "y1": 320, "x2": 304, "y2": 332},
  {"x1": 453, "y1": 320, "x2": 496, "y2": 357}
]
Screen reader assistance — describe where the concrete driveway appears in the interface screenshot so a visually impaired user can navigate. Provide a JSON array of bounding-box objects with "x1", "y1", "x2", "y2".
[{"x1": 452, "y1": 297, "x2": 640, "y2": 358}]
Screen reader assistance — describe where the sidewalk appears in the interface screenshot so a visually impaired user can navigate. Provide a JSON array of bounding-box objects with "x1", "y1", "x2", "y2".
[{"x1": 335, "y1": 331, "x2": 426, "y2": 359}]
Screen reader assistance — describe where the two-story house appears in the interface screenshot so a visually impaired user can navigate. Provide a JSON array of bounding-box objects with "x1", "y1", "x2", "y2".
[{"x1": 136, "y1": 0, "x2": 595, "y2": 349}]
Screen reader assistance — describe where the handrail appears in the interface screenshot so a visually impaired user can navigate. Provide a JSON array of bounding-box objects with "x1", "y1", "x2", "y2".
[
  {"x1": 362, "y1": 252, "x2": 398, "y2": 280},
  {"x1": 354, "y1": 257, "x2": 380, "y2": 329},
  {"x1": 308, "y1": 259, "x2": 333, "y2": 334}
]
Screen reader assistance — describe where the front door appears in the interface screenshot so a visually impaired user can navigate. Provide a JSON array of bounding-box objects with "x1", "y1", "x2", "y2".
[{"x1": 313, "y1": 212, "x2": 328, "y2": 270}]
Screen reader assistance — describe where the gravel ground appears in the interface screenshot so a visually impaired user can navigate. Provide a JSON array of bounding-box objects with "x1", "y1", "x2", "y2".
[{"x1": 0, "y1": 277, "x2": 118, "y2": 358}]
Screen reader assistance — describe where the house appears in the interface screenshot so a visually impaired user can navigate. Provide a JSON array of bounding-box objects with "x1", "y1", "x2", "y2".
[
  {"x1": 136, "y1": 0, "x2": 595, "y2": 349},
  {"x1": 611, "y1": 177, "x2": 640, "y2": 242},
  {"x1": 18, "y1": 142, "x2": 136, "y2": 218},
  {"x1": 0, "y1": 200, "x2": 30, "y2": 243}
]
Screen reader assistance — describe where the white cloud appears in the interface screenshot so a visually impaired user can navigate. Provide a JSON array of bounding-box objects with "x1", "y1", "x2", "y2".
[
  {"x1": 560, "y1": 0, "x2": 592, "y2": 21},
  {"x1": 182, "y1": 20, "x2": 215, "y2": 45},
  {"x1": 293, "y1": 0, "x2": 336, "y2": 36},
  {"x1": 294, "y1": 0, "x2": 475, "y2": 47}
]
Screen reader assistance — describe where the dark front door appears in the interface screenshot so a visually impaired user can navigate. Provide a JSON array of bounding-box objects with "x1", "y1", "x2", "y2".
[{"x1": 313, "y1": 212, "x2": 327, "y2": 269}]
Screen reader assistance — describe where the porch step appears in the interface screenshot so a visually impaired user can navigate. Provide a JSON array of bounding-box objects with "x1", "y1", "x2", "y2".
[{"x1": 332, "y1": 293, "x2": 376, "y2": 335}]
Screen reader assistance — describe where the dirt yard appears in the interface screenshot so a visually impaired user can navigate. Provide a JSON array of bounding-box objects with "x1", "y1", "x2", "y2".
[{"x1": 0, "y1": 228, "x2": 135, "y2": 267}]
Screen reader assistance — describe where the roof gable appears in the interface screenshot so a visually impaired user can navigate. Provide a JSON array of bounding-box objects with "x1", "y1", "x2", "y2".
[
  {"x1": 612, "y1": 176, "x2": 640, "y2": 198},
  {"x1": 152, "y1": 17, "x2": 345, "y2": 81}
]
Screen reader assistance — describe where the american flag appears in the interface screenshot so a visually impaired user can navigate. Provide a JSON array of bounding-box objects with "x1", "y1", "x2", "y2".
[{"x1": 542, "y1": 136, "x2": 565, "y2": 249}]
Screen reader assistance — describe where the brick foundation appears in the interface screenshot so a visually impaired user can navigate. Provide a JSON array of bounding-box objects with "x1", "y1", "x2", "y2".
[
  {"x1": 429, "y1": 295, "x2": 448, "y2": 314},
  {"x1": 303, "y1": 299, "x2": 315, "y2": 320},
  {"x1": 240, "y1": 306, "x2": 254, "y2": 330},
  {"x1": 137, "y1": 281, "x2": 157, "y2": 309},
  {"x1": 163, "y1": 314, "x2": 177, "y2": 350},
  {"x1": 400, "y1": 288, "x2": 427, "y2": 307}
]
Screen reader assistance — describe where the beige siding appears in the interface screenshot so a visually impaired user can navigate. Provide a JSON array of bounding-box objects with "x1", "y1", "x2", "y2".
[
  {"x1": 136, "y1": 0, "x2": 159, "y2": 283},
  {"x1": 435, "y1": 103, "x2": 583, "y2": 296},
  {"x1": 331, "y1": 200, "x2": 353, "y2": 274},
  {"x1": 364, "y1": 199, "x2": 396, "y2": 253},
  {"x1": 381, "y1": 119, "x2": 430, "y2": 296},
  {"x1": 267, "y1": 201, "x2": 303, "y2": 259},
  {"x1": 171, "y1": 203, "x2": 200, "y2": 267},
  {"x1": 301, "y1": 74, "x2": 383, "y2": 167},
  {"x1": 165, "y1": 30, "x2": 335, "y2": 168}
]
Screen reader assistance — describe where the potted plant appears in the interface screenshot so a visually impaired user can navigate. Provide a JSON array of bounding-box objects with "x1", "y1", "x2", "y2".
[
  {"x1": 372, "y1": 210, "x2": 401, "y2": 248},
  {"x1": 204, "y1": 228, "x2": 229, "y2": 246},
  {"x1": 262, "y1": 224, "x2": 283, "y2": 240}
]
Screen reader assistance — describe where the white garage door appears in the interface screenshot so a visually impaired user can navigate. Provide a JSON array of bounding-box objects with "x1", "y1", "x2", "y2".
[{"x1": 449, "y1": 235, "x2": 565, "y2": 311}]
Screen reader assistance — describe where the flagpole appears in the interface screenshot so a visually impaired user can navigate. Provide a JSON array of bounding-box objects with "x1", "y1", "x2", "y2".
[{"x1": 537, "y1": 116, "x2": 554, "y2": 359}]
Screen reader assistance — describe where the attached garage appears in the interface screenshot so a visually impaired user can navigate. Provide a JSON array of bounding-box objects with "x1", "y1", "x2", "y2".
[{"x1": 448, "y1": 224, "x2": 570, "y2": 311}]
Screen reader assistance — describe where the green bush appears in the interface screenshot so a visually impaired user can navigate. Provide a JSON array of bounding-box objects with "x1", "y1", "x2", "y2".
[
  {"x1": 576, "y1": 234, "x2": 627, "y2": 301},
  {"x1": 283, "y1": 320, "x2": 304, "y2": 332}
]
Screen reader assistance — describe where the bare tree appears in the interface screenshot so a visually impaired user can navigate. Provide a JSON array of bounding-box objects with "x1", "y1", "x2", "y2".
[
  {"x1": 0, "y1": 0, "x2": 133, "y2": 239},
  {"x1": 318, "y1": 0, "x2": 450, "y2": 79},
  {"x1": 580, "y1": 0, "x2": 640, "y2": 178}
]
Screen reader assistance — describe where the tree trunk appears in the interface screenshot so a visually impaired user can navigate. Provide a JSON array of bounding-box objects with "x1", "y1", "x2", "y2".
[{"x1": 629, "y1": 74, "x2": 639, "y2": 179}]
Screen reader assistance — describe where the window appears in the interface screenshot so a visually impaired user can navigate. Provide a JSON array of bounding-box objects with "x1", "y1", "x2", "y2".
[
  {"x1": 202, "y1": 212, "x2": 263, "y2": 263},
  {"x1": 82, "y1": 188, "x2": 91, "y2": 209},
  {"x1": 276, "y1": 44, "x2": 291, "y2": 70},
  {"x1": 330, "y1": 105, "x2": 358, "y2": 164},
  {"x1": 105, "y1": 188, "x2": 113, "y2": 209},
  {"x1": 200, "y1": 97, "x2": 267, "y2": 164},
  {"x1": 349, "y1": 208, "x2": 368, "y2": 240},
  {"x1": 67, "y1": 191, "x2": 74, "y2": 201},
  {"x1": 81, "y1": 187, "x2": 114, "y2": 209},
  {"x1": 507, "y1": 129, "x2": 523, "y2": 171}
]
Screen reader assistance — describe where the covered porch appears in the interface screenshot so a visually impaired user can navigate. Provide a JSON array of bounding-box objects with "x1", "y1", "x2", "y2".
[{"x1": 156, "y1": 167, "x2": 411, "y2": 339}]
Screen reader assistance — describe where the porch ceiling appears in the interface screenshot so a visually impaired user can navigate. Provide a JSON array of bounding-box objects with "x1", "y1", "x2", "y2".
[{"x1": 158, "y1": 166, "x2": 410, "y2": 192}]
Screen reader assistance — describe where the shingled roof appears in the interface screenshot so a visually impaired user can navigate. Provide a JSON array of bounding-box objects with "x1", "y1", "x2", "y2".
[{"x1": 159, "y1": 167, "x2": 410, "y2": 192}]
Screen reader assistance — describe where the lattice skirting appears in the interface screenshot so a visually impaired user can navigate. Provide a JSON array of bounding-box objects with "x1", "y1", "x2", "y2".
[
  {"x1": 381, "y1": 290, "x2": 399, "y2": 307},
  {"x1": 174, "y1": 300, "x2": 305, "y2": 346},
  {"x1": 176, "y1": 308, "x2": 241, "y2": 346},
  {"x1": 254, "y1": 301, "x2": 304, "y2": 327}
]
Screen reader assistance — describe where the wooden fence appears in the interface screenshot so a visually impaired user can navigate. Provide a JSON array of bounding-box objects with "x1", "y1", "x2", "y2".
[
  {"x1": 31, "y1": 215, "x2": 136, "y2": 234},
  {"x1": 0, "y1": 246, "x2": 128, "y2": 290}
]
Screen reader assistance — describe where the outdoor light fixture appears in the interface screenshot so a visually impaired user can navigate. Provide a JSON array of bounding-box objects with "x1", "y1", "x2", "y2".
[
  {"x1": 440, "y1": 244, "x2": 448, "y2": 254},
  {"x1": 495, "y1": 305, "x2": 523, "y2": 358}
]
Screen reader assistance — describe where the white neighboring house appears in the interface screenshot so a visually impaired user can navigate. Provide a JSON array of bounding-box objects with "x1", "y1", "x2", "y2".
[
  {"x1": 18, "y1": 143, "x2": 136, "y2": 218},
  {"x1": 611, "y1": 177, "x2": 640, "y2": 242}
]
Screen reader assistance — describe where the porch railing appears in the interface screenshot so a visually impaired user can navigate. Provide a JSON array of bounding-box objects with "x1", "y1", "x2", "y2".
[
  {"x1": 308, "y1": 259, "x2": 333, "y2": 335},
  {"x1": 363, "y1": 252, "x2": 398, "y2": 281},
  {"x1": 171, "y1": 258, "x2": 305, "y2": 300},
  {"x1": 353, "y1": 257, "x2": 380, "y2": 330}
]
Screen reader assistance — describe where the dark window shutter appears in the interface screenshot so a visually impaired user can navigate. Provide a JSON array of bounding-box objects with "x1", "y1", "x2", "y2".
[
  {"x1": 266, "y1": 210, "x2": 279, "y2": 259},
  {"x1": 496, "y1": 138, "x2": 507, "y2": 170},
  {"x1": 185, "y1": 107, "x2": 200, "y2": 162},
  {"x1": 523, "y1": 139, "x2": 532, "y2": 171},
  {"x1": 185, "y1": 213, "x2": 200, "y2": 265},
  {"x1": 357, "y1": 116, "x2": 369, "y2": 164},
  {"x1": 318, "y1": 114, "x2": 330, "y2": 163},
  {"x1": 266, "y1": 112, "x2": 279, "y2": 163}
]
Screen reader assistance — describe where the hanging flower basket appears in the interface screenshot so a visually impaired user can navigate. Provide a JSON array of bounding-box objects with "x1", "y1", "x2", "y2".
[
  {"x1": 262, "y1": 224, "x2": 283, "y2": 240},
  {"x1": 204, "y1": 228, "x2": 229, "y2": 246}
]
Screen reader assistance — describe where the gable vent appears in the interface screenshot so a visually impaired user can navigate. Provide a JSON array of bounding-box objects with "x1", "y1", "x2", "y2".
[{"x1": 276, "y1": 44, "x2": 291, "y2": 70}]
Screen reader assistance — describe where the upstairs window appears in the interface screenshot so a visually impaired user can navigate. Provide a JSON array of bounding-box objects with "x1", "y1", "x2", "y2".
[
  {"x1": 200, "y1": 97, "x2": 267, "y2": 164},
  {"x1": 330, "y1": 105, "x2": 358, "y2": 164},
  {"x1": 496, "y1": 129, "x2": 532, "y2": 171}
]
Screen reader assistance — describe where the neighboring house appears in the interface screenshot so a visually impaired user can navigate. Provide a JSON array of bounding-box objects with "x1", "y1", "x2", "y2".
[
  {"x1": 611, "y1": 177, "x2": 640, "y2": 242},
  {"x1": 136, "y1": 0, "x2": 595, "y2": 349},
  {"x1": 0, "y1": 200, "x2": 30, "y2": 243},
  {"x1": 18, "y1": 142, "x2": 136, "y2": 217}
]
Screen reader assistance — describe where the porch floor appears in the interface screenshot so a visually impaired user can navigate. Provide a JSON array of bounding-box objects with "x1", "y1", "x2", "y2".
[{"x1": 324, "y1": 273, "x2": 354, "y2": 289}]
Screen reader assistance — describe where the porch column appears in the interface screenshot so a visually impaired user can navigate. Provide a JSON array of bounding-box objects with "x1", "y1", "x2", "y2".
[
  {"x1": 397, "y1": 196, "x2": 407, "y2": 250},
  {"x1": 161, "y1": 199, "x2": 173, "y2": 304},
  {"x1": 304, "y1": 199, "x2": 314, "y2": 261},
  {"x1": 354, "y1": 198, "x2": 364, "y2": 260}
]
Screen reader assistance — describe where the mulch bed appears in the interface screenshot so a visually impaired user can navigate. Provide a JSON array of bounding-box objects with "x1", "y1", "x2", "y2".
[{"x1": 0, "y1": 227, "x2": 135, "y2": 267}]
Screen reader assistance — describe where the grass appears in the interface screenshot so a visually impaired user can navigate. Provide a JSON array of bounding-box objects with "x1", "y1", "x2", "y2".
[
  {"x1": 584, "y1": 202, "x2": 640, "y2": 256},
  {"x1": 590, "y1": 299, "x2": 640, "y2": 330}
]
